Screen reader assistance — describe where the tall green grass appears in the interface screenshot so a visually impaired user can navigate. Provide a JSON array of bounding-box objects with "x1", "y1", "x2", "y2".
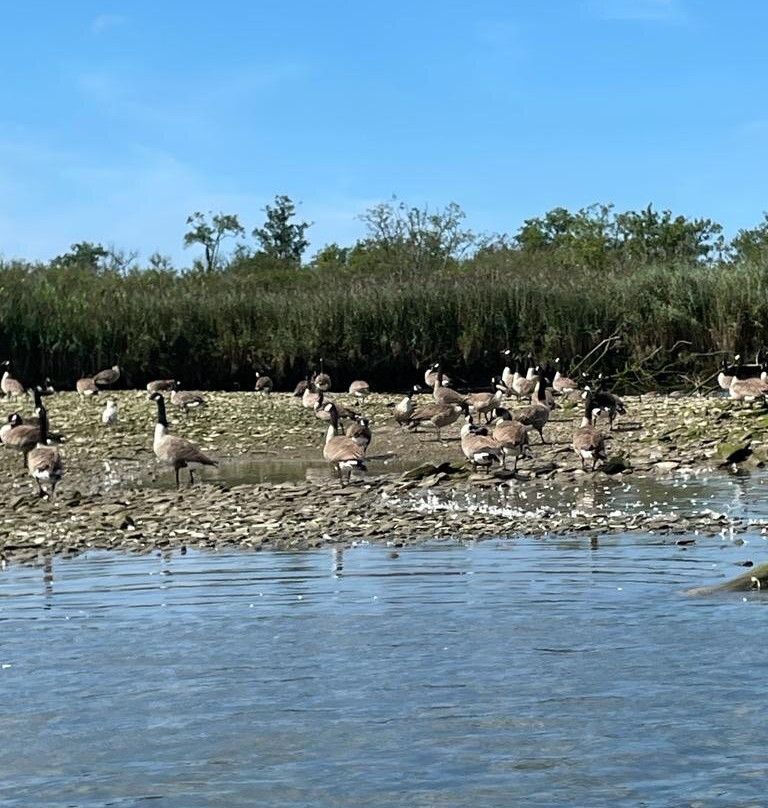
[{"x1": 1, "y1": 256, "x2": 766, "y2": 392}]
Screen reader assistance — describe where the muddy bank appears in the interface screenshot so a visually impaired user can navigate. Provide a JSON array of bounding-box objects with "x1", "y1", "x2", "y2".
[{"x1": 1, "y1": 390, "x2": 767, "y2": 563}]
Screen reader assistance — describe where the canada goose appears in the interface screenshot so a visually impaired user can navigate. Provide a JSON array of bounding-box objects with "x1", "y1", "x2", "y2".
[
  {"x1": 1, "y1": 361, "x2": 26, "y2": 399},
  {"x1": 322, "y1": 402, "x2": 367, "y2": 486},
  {"x1": 572, "y1": 396, "x2": 607, "y2": 471},
  {"x1": 302, "y1": 379, "x2": 321, "y2": 410},
  {"x1": 728, "y1": 373, "x2": 768, "y2": 403},
  {"x1": 500, "y1": 350, "x2": 516, "y2": 395},
  {"x1": 315, "y1": 358, "x2": 332, "y2": 392},
  {"x1": 491, "y1": 407, "x2": 530, "y2": 471},
  {"x1": 424, "y1": 362, "x2": 452, "y2": 389},
  {"x1": 254, "y1": 371, "x2": 273, "y2": 394},
  {"x1": 433, "y1": 368, "x2": 468, "y2": 407},
  {"x1": 39, "y1": 377, "x2": 56, "y2": 397},
  {"x1": 346, "y1": 415, "x2": 372, "y2": 450},
  {"x1": 467, "y1": 377, "x2": 507, "y2": 423},
  {"x1": 101, "y1": 399, "x2": 118, "y2": 426},
  {"x1": 26, "y1": 389, "x2": 64, "y2": 499},
  {"x1": 293, "y1": 376, "x2": 311, "y2": 397},
  {"x1": 93, "y1": 364, "x2": 121, "y2": 387},
  {"x1": 0, "y1": 413, "x2": 23, "y2": 443},
  {"x1": 511, "y1": 357, "x2": 537, "y2": 400},
  {"x1": 348, "y1": 379, "x2": 371, "y2": 399},
  {"x1": 149, "y1": 392, "x2": 217, "y2": 488},
  {"x1": 460, "y1": 416, "x2": 504, "y2": 472},
  {"x1": 76, "y1": 377, "x2": 100, "y2": 396},
  {"x1": 409, "y1": 402, "x2": 464, "y2": 441},
  {"x1": 717, "y1": 358, "x2": 734, "y2": 391},
  {"x1": 394, "y1": 385, "x2": 421, "y2": 428},
  {"x1": 516, "y1": 369, "x2": 554, "y2": 443},
  {"x1": 146, "y1": 379, "x2": 175, "y2": 393},
  {"x1": 553, "y1": 358, "x2": 579, "y2": 394},
  {"x1": 314, "y1": 390, "x2": 358, "y2": 423},
  {"x1": 171, "y1": 382, "x2": 207, "y2": 414},
  {"x1": 584, "y1": 380, "x2": 626, "y2": 430}
]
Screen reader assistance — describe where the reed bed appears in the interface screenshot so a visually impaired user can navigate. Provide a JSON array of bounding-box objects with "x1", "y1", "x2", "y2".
[{"x1": 2, "y1": 257, "x2": 767, "y2": 392}]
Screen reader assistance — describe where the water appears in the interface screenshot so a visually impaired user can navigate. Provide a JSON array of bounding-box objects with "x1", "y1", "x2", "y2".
[{"x1": 3, "y1": 479, "x2": 768, "y2": 806}]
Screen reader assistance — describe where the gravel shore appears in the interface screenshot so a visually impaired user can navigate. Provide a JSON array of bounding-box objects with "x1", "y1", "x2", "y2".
[{"x1": 1, "y1": 390, "x2": 766, "y2": 564}]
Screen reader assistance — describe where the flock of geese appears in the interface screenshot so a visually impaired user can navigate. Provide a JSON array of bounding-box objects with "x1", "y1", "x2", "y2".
[{"x1": 5, "y1": 348, "x2": 761, "y2": 498}]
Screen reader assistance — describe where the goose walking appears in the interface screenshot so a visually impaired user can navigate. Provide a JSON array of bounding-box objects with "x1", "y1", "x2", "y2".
[
  {"x1": 322, "y1": 402, "x2": 367, "y2": 487},
  {"x1": 516, "y1": 369, "x2": 554, "y2": 443},
  {"x1": 394, "y1": 386, "x2": 420, "y2": 428},
  {"x1": 408, "y1": 402, "x2": 464, "y2": 441},
  {"x1": 573, "y1": 396, "x2": 607, "y2": 471},
  {"x1": 149, "y1": 393, "x2": 217, "y2": 488},
  {"x1": 491, "y1": 407, "x2": 530, "y2": 471},
  {"x1": 467, "y1": 377, "x2": 507, "y2": 423},
  {"x1": 26, "y1": 388, "x2": 64, "y2": 499}
]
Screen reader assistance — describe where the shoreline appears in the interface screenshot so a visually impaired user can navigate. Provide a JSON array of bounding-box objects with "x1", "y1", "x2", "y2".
[{"x1": 1, "y1": 391, "x2": 766, "y2": 565}]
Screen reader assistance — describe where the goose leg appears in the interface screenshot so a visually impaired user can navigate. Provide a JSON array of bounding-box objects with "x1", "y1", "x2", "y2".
[{"x1": 175, "y1": 467, "x2": 181, "y2": 489}]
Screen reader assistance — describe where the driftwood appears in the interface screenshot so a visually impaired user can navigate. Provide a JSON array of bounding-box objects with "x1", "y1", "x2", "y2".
[{"x1": 685, "y1": 562, "x2": 768, "y2": 597}]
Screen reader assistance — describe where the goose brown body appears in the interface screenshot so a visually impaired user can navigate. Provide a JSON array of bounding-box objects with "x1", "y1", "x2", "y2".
[
  {"x1": 573, "y1": 399, "x2": 607, "y2": 471},
  {"x1": 409, "y1": 402, "x2": 463, "y2": 440},
  {"x1": 93, "y1": 365, "x2": 120, "y2": 387},
  {"x1": 459, "y1": 419, "x2": 504, "y2": 472},
  {"x1": 491, "y1": 407, "x2": 530, "y2": 471},
  {"x1": 149, "y1": 393, "x2": 217, "y2": 487},
  {"x1": 322, "y1": 403, "x2": 367, "y2": 486},
  {"x1": 1, "y1": 362, "x2": 26, "y2": 398},
  {"x1": 25, "y1": 387, "x2": 64, "y2": 498},
  {"x1": 76, "y1": 377, "x2": 99, "y2": 396}
]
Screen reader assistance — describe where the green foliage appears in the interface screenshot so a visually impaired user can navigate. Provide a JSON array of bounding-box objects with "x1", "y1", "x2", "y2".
[
  {"x1": 183, "y1": 211, "x2": 245, "y2": 271},
  {"x1": 252, "y1": 195, "x2": 312, "y2": 265},
  {"x1": 4, "y1": 198, "x2": 768, "y2": 393}
]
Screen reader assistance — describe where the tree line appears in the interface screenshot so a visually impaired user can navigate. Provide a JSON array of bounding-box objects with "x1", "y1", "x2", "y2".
[{"x1": 2, "y1": 195, "x2": 768, "y2": 392}]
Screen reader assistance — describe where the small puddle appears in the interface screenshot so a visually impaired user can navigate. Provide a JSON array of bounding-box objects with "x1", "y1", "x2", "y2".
[{"x1": 142, "y1": 453, "x2": 420, "y2": 488}]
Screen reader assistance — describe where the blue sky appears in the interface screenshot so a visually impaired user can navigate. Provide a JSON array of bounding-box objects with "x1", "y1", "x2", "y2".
[{"x1": 1, "y1": 0, "x2": 767, "y2": 265}]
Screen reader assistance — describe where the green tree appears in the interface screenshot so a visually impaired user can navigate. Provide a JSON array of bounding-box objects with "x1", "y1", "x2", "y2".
[
  {"x1": 252, "y1": 195, "x2": 312, "y2": 264},
  {"x1": 615, "y1": 204, "x2": 722, "y2": 265},
  {"x1": 357, "y1": 198, "x2": 476, "y2": 277},
  {"x1": 183, "y1": 211, "x2": 245, "y2": 271},
  {"x1": 52, "y1": 241, "x2": 109, "y2": 272},
  {"x1": 730, "y1": 213, "x2": 768, "y2": 263}
]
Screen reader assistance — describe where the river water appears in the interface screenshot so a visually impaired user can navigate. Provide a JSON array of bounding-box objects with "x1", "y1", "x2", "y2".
[{"x1": 2, "y1": 474, "x2": 768, "y2": 807}]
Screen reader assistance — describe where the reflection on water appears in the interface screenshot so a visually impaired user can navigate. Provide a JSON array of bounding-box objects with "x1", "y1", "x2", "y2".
[
  {"x1": 3, "y1": 491, "x2": 768, "y2": 806},
  {"x1": 144, "y1": 454, "x2": 415, "y2": 487}
]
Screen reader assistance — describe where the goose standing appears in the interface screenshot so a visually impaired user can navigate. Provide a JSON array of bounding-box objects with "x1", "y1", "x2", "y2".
[
  {"x1": 302, "y1": 379, "x2": 321, "y2": 410},
  {"x1": 500, "y1": 350, "x2": 516, "y2": 396},
  {"x1": 424, "y1": 362, "x2": 452, "y2": 389},
  {"x1": 3, "y1": 387, "x2": 52, "y2": 467},
  {"x1": 491, "y1": 407, "x2": 530, "y2": 471},
  {"x1": 728, "y1": 374, "x2": 768, "y2": 403},
  {"x1": 459, "y1": 416, "x2": 504, "y2": 472},
  {"x1": 254, "y1": 371, "x2": 273, "y2": 394},
  {"x1": 716, "y1": 358, "x2": 734, "y2": 392},
  {"x1": 433, "y1": 368, "x2": 467, "y2": 407},
  {"x1": 26, "y1": 389, "x2": 64, "y2": 499},
  {"x1": 101, "y1": 399, "x2": 118, "y2": 426},
  {"x1": 584, "y1": 378, "x2": 626, "y2": 430},
  {"x1": 93, "y1": 364, "x2": 121, "y2": 388},
  {"x1": 149, "y1": 392, "x2": 217, "y2": 488},
  {"x1": 322, "y1": 402, "x2": 367, "y2": 487},
  {"x1": 315, "y1": 359, "x2": 332, "y2": 392},
  {"x1": 408, "y1": 402, "x2": 464, "y2": 441},
  {"x1": 394, "y1": 385, "x2": 420, "y2": 428},
  {"x1": 573, "y1": 396, "x2": 607, "y2": 471},
  {"x1": 314, "y1": 390, "x2": 358, "y2": 424},
  {"x1": 511, "y1": 357, "x2": 537, "y2": 400},
  {"x1": 467, "y1": 377, "x2": 507, "y2": 423},
  {"x1": 516, "y1": 369, "x2": 554, "y2": 443},
  {"x1": 552, "y1": 358, "x2": 580, "y2": 394},
  {"x1": 345, "y1": 416, "x2": 372, "y2": 450},
  {"x1": 1, "y1": 361, "x2": 26, "y2": 399}
]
